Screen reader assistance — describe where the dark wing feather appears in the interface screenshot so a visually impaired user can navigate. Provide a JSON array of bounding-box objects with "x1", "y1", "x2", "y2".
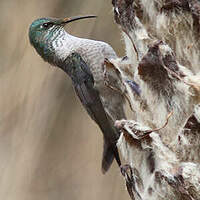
[{"x1": 61, "y1": 53, "x2": 121, "y2": 173}]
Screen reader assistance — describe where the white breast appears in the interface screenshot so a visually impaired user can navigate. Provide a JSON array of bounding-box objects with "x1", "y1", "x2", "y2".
[{"x1": 54, "y1": 32, "x2": 117, "y2": 87}]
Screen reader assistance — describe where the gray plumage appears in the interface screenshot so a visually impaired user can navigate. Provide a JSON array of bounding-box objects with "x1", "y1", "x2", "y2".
[{"x1": 29, "y1": 16, "x2": 126, "y2": 173}]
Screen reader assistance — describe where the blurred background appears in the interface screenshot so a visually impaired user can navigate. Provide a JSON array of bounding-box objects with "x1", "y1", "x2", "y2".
[{"x1": 0, "y1": 0, "x2": 129, "y2": 199}]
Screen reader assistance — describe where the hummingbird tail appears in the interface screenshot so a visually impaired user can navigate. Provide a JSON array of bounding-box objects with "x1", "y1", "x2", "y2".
[{"x1": 101, "y1": 139, "x2": 121, "y2": 174}]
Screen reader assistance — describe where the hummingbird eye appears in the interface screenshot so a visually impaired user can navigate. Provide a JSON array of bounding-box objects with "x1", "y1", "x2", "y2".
[{"x1": 42, "y1": 22, "x2": 54, "y2": 29}]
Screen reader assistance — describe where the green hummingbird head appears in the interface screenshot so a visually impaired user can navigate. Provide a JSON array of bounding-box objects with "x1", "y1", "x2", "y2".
[{"x1": 29, "y1": 15, "x2": 97, "y2": 62}]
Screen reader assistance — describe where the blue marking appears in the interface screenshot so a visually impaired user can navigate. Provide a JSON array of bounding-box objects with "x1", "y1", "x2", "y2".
[{"x1": 126, "y1": 80, "x2": 141, "y2": 96}]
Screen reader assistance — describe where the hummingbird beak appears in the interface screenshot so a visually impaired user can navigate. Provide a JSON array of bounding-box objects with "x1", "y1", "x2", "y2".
[{"x1": 61, "y1": 15, "x2": 97, "y2": 25}]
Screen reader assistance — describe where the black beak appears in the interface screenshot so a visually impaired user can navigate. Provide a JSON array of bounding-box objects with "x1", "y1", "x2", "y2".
[{"x1": 61, "y1": 15, "x2": 97, "y2": 25}]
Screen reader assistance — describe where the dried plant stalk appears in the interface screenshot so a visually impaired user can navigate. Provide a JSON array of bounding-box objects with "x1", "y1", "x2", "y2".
[{"x1": 110, "y1": 0, "x2": 200, "y2": 199}]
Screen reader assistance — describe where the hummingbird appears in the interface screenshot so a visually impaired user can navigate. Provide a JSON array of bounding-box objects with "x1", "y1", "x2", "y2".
[{"x1": 29, "y1": 15, "x2": 127, "y2": 173}]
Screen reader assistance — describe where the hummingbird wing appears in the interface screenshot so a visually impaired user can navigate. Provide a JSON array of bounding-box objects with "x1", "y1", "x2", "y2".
[{"x1": 62, "y1": 53, "x2": 121, "y2": 173}]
